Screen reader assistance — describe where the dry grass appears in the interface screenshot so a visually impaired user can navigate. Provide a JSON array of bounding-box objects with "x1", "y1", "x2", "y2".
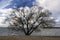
[{"x1": 0, "y1": 36, "x2": 60, "y2": 40}]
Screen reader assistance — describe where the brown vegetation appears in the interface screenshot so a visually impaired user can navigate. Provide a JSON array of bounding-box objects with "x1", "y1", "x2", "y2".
[{"x1": 0, "y1": 36, "x2": 60, "y2": 40}]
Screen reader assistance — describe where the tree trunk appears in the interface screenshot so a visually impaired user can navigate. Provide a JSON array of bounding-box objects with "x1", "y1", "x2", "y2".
[{"x1": 25, "y1": 33, "x2": 31, "y2": 36}]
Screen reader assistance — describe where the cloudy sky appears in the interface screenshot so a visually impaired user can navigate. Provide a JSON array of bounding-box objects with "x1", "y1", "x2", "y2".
[
  {"x1": 0, "y1": 0, "x2": 60, "y2": 27},
  {"x1": 36, "y1": 0, "x2": 60, "y2": 27}
]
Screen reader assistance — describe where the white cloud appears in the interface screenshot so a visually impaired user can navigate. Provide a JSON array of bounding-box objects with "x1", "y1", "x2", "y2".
[
  {"x1": 0, "y1": 0, "x2": 13, "y2": 8},
  {"x1": 36, "y1": 0, "x2": 60, "y2": 26},
  {"x1": 36, "y1": 0, "x2": 60, "y2": 18},
  {"x1": 0, "y1": 22, "x2": 9, "y2": 27},
  {"x1": 55, "y1": 20, "x2": 60, "y2": 22},
  {"x1": 0, "y1": 8, "x2": 12, "y2": 27},
  {"x1": 0, "y1": 8, "x2": 12, "y2": 13},
  {"x1": 0, "y1": 19, "x2": 4, "y2": 23},
  {"x1": 36, "y1": 0, "x2": 60, "y2": 11},
  {"x1": 36, "y1": 0, "x2": 60, "y2": 15}
]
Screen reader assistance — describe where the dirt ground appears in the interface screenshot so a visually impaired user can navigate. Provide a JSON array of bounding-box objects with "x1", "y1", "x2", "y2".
[{"x1": 0, "y1": 36, "x2": 60, "y2": 40}]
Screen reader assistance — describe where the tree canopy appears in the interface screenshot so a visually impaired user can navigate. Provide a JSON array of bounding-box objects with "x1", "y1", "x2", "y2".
[{"x1": 7, "y1": 6, "x2": 55, "y2": 35}]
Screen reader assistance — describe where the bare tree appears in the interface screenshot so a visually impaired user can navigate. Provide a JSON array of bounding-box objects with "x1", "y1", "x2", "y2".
[{"x1": 7, "y1": 6, "x2": 55, "y2": 35}]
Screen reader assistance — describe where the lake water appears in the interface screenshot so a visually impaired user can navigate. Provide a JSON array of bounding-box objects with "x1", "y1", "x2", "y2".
[{"x1": 0, "y1": 27, "x2": 60, "y2": 36}]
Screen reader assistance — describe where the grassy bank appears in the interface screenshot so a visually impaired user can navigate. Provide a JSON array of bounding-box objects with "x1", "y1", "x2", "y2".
[{"x1": 0, "y1": 36, "x2": 60, "y2": 40}]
